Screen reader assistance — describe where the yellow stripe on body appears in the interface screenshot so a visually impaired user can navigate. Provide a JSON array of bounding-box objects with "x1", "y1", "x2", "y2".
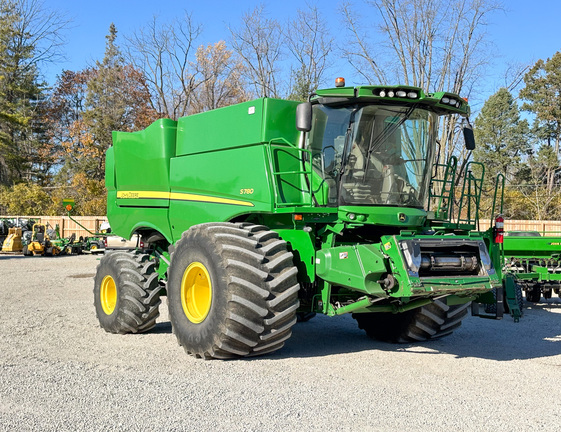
[{"x1": 116, "y1": 191, "x2": 254, "y2": 207}]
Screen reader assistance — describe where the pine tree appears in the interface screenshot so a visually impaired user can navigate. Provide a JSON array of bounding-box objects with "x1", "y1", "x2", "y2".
[
  {"x1": 0, "y1": 0, "x2": 67, "y2": 186},
  {"x1": 473, "y1": 87, "x2": 530, "y2": 185},
  {"x1": 520, "y1": 52, "x2": 561, "y2": 194},
  {"x1": 0, "y1": 0, "x2": 46, "y2": 185}
]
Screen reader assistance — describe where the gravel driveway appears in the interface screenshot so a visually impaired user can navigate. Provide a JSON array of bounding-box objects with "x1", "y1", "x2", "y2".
[{"x1": 1, "y1": 254, "x2": 560, "y2": 431}]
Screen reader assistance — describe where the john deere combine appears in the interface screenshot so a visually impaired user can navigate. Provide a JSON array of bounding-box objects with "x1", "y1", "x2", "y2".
[{"x1": 95, "y1": 80, "x2": 506, "y2": 359}]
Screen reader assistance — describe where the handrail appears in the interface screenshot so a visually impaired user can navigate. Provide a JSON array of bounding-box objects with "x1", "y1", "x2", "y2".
[
  {"x1": 456, "y1": 161, "x2": 484, "y2": 227},
  {"x1": 428, "y1": 156, "x2": 458, "y2": 221},
  {"x1": 491, "y1": 173, "x2": 505, "y2": 220},
  {"x1": 266, "y1": 138, "x2": 313, "y2": 208}
]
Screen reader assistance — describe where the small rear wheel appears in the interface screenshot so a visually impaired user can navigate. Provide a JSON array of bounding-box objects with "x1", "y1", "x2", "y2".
[
  {"x1": 93, "y1": 251, "x2": 162, "y2": 333},
  {"x1": 353, "y1": 299, "x2": 471, "y2": 343},
  {"x1": 526, "y1": 285, "x2": 541, "y2": 303},
  {"x1": 167, "y1": 222, "x2": 299, "y2": 359}
]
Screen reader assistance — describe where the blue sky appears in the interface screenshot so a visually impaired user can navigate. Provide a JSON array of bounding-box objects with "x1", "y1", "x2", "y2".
[{"x1": 43, "y1": 0, "x2": 559, "y2": 109}]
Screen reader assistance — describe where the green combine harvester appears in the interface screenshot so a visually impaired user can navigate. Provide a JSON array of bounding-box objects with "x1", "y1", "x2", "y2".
[{"x1": 94, "y1": 79, "x2": 510, "y2": 359}]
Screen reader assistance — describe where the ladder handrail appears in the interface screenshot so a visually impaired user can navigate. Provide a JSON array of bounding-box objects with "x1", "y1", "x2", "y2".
[{"x1": 266, "y1": 138, "x2": 313, "y2": 208}]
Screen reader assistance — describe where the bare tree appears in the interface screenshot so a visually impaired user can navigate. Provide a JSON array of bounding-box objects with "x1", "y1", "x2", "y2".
[
  {"x1": 229, "y1": 5, "x2": 284, "y2": 98},
  {"x1": 503, "y1": 62, "x2": 530, "y2": 93},
  {"x1": 190, "y1": 41, "x2": 250, "y2": 113},
  {"x1": 341, "y1": 0, "x2": 502, "y2": 158},
  {"x1": 125, "y1": 13, "x2": 202, "y2": 120},
  {"x1": 10, "y1": 0, "x2": 70, "y2": 67},
  {"x1": 285, "y1": 5, "x2": 334, "y2": 101}
]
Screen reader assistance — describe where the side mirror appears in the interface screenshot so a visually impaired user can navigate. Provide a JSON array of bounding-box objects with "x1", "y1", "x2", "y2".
[
  {"x1": 296, "y1": 102, "x2": 312, "y2": 132},
  {"x1": 463, "y1": 124, "x2": 475, "y2": 150}
]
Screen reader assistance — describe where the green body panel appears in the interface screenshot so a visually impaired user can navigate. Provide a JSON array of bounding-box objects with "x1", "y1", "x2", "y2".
[
  {"x1": 112, "y1": 119, "x2": 177, "y2": 208},
  {"x1": 503, "y1": 234, "x2": 561, "y2": 259},
  {"x1": 338, "y1": 206, "x2": 426, "y2": 226},
  {"x1": 274, "y1": 228, "x2": 317, "y2": 283},
  {"x1": 108, "y1": 190, "x2": 174, "y2": 242},
  {"x1": 316, "y1": 244, "x2": 387, "y2": 295},
  {"x1": 168, "y1": 145, "x2": 273, "y2": 241},
  {"x1": 107, "y1": 98, "x2": 304, "y2": 241},
  {"x1": 502, "y1": 232, "x2": 561, "y2": 292},
  {"x1": 175, "y1": 98, "x2": 299, "y2": 156}
]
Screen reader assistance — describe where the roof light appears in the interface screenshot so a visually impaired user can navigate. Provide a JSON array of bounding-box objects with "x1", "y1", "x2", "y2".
[
  {"x1": 396, "y1": 90, "x2": 407, "y2": 98},
  {"x1": 379, "y1": 90, "x2": 386, "y2": 97},
  {"x1": 407, "y1": 92, "x2": 418, "y2": 99},
  {"x1": 442, "y1": 97, "x2": 450, "y2": 104},
  {"x1": 335, "y1": 77, "x2": 345, "y2": 87},
  {"x1": 387, "y1": 90, "x2": 395, "y2": 97}
]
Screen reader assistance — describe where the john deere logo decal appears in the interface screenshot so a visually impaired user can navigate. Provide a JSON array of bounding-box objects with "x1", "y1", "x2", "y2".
[{"x1": 398, "y1": 213, "x2": 406, "y2": 222}]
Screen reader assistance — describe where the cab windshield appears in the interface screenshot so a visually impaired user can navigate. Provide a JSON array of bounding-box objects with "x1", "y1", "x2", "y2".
[{"x1": 307, "y1": 104, "x2": 437, "y2": 207}]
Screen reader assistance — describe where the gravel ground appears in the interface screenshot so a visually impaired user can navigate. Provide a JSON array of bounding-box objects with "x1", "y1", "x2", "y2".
[{"x1": 1, "y1": 253, "x2": 561, "y2": 432}]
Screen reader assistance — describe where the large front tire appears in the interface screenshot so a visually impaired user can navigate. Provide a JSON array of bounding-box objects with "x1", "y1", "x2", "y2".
[
  {"x1": 93, "y1": 251, "x2": 162, "y2": 334},
  {"x1": 167, "y1": 223, "x2": 299, "y2": 359},
  {"x1": 353, "y1": 299, "x2": 471, "y2": 343}
]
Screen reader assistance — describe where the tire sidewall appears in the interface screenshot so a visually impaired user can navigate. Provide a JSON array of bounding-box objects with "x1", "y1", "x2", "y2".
[
  {"x1": 168, "y1": 229, "x2": 230, "y2": 354},
  {"x1": 93, "y1": 254, "x2": 124, "y2": 332}
]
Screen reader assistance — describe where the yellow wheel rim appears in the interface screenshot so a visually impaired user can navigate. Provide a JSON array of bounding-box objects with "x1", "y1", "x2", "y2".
[
  {"x1": 181, "y1": 262, "x2": 212, "y2": 324},
  {"x1": 91, "y1": 244, "x2": 98, "y2": 250},
  {"x1": 100, "y1": 275, "x2": 117, "y2": 315}
]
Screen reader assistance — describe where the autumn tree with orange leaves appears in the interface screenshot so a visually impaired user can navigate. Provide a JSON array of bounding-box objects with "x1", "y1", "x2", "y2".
[{"x1": 40, "y1": 24, "x2": 159, "y2": 215}]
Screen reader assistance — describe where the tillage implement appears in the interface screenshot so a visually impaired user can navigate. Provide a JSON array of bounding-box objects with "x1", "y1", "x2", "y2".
[{"x1": 94, "y1": 79, "x2": 507, "y2": 359}]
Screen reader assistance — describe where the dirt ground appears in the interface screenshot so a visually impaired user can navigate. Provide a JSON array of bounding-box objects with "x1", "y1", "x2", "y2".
[{"x1": 1, "y1": 253, "x2": 561, "y2": 431}]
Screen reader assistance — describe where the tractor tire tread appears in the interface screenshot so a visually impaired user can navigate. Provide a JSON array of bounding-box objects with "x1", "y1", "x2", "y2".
[
  {"x1": 93, "y1": 251, "x2": 162, "y2": 334},
  {"x1": 353, "y1": 299, "x2": 470, "y2": 343},
  {"x1": 168, "y1": 222, "x2": 299, "y2": 359}
]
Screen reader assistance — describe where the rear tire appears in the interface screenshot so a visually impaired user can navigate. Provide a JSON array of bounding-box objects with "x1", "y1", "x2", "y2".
[
  {"x1": 93, "y1": 251, "x2": 162, "y2": 334},
  {"x1": 167, "y1": 222, "x2": 299, "y2": 359},
  {"x1": 526, "y1": 285, "x2": 541, "y2": 303},
  {"x1": 353, "y1": 299, "x2": 471, "y2": 343}
]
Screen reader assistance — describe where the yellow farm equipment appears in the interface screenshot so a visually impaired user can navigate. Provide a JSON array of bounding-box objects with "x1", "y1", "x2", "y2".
[{"x1": 1, "y1": 227, "x2": 23, "y2": 253}]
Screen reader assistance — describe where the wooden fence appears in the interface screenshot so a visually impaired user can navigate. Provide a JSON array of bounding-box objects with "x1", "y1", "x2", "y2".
[
  {"x1": 0, "y1": 216, "x2": 108, "y2": 238},
  {"x1": 3, "y1": 215, "x2": 561, "y2": 238},
  {"x1": 479, "y1": 219, "x2": 561, "y2": 234}
]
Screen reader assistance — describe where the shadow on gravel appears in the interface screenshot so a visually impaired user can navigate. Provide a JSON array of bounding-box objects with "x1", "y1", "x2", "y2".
[
  {"x1": 261, "y1": 304, "x2": 561, "y2": 362},
  {"x1": 0, "y1": 254, "x2": 95, "y2": 260},
  {"x1": 151, "y1": 322, "x2": 173, "y2": 334},
  {"x1": 0, "y1": 254, "x2": 29, "y2": 260},
  {"x1": 143, "y1": 300, "x2": 561, "y2": 362}
]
